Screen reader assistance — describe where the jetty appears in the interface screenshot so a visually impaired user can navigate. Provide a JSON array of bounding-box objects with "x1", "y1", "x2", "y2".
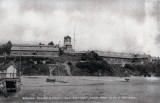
[{"x1": 0, "y1": 62, "x2": 21, "y2": 97}]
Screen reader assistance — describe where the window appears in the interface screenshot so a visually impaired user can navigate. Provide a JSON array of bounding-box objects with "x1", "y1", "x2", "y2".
[
  {"x1": 13, "y1": 53, "x2": 18, "y2": 54},
  {"x1": 23, "y1": 53, "x2": 28, "y2": 55}
]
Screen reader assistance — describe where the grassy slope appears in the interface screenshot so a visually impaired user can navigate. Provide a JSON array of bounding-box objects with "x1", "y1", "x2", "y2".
[{"x1": 0, "y1": 55, "x2": 159, "y2": 77}]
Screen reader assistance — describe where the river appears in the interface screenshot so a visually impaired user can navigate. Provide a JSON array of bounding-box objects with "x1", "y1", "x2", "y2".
[{"x1": 0, "y1": 76, "x2": 160, "y2": 103}]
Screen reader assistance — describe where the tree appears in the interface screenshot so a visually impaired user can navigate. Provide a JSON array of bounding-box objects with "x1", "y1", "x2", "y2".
[
  {"x1": 81, "y1": 51, "x2": 102, "y2": 61},
  {"x1": 39, "y1": 43, "x2": 45, "y2": 45},
  {"x1": 48, "y1": 41, "x2": 54, "y2": 45},
  {"x1": 59, "y1": 48, "x2": 64, "y2": 56},
  {"x1": 76, "y1": 60, "x2": 113, "y2": 76},
  {"x1": 3, "y1": 41, "x2": 12, "y2": 54},
  {"x1": 0, "y1": 46, "x2": 3, "y2": 54}
]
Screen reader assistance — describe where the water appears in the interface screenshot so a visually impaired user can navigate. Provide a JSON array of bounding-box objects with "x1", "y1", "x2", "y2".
[{"x1": 0, "y1": 76, "x2": 160, "y2": 103}]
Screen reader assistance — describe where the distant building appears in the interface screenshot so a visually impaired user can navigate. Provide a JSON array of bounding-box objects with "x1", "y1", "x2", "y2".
[
  {"x1": 63, "y1": 36, "x2": 75, "y2": 54},
  {"x1": 132, "y1": 54, "x2": 152, "y2": 64},
  {"x1": 95, "y1": 51, "x2": 151, "y2": 65},
  {"x1": 150, "y1": 57, "x2": 160, "y2": 63},
  {"x1": 10, "y1": 44, "x2": 59, "y2": 57},
  {"x1": 95, "y1": 51, "x2": 133, "y2": 64},
  {"x1": 73, "y1": 50, "x2": 151, "y2": 65}
]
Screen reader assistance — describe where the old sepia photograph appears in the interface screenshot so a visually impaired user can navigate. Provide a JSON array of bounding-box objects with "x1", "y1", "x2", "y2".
[{"x1": 0, "y1": 0, "x2": 160, "y2": 103}]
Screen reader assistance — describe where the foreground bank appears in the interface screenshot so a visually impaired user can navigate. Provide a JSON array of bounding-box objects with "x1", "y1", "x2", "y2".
[{"x1": 1, "y1": 76, "x2": 160, "y2": 103}]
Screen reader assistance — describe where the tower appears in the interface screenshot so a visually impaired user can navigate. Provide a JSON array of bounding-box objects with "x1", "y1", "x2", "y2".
[
  {"x1": 63, "y1": 36, "x2": 73, "y2": 53},
  {"x1": 64, "y1": 36, "x2": 71, "y2": 46}
]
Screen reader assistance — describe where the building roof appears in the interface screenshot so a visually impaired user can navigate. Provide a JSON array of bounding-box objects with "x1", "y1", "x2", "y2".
[
  {"x1": 95, "y1": 51, "x2": 150, "y2": 59},
  {"x1": 74, "y1": 50, "x2": 151, "y2": 59},
  {"x1": 11, "y1": 45, "x2": 59, "y2": 52},
  {"x1": 64, "y1": 36, "x2": 71, "y2": 39},
  {"x1": 96, "y1": 51, "x2": 133, "y2": 59},
  {"x1": 12, "y1": 44, "x2": 58, "y2": 47},
  {"x1": 74, "y1": 51, "x2": 87, "y2": 54},
  {"x1": 0, "y1": 62, "x2": 17, "y2": 70}
]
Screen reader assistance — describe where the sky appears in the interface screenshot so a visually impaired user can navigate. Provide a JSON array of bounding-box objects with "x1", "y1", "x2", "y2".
[{"x1": 0, "y1": 0, "x2": 160, "y2": 56}]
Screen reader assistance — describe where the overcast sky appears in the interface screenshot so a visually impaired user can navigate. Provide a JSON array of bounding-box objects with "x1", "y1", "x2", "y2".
[{"x1": 0, "y1": 0, "x2": 160, "y2": 56}]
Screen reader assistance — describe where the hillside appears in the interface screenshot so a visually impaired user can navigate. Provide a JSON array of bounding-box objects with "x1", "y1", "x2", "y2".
[{"x1": 0, "y1": 51, "x2": 160, "y2": 77}]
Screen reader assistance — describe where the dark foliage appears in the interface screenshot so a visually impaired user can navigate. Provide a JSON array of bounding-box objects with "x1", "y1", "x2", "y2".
[
  {"x1": 48, "y1": 41, "x2": 54, "y2": 45},
  {"x1": 124, "y1": 64, "x2": 151, "y2": 77},
  {"x1": 23, "y1": 64, "x2": 49, "y2": 75},
  {"x1": 76, "y1": 61, "x2": 113, "y2": 76},
  {"x1": 59, "y1": 48, "x2": 64, "y2": 56},
  {"x1": 0, "y1": 41, "x2": 12, "y2": 55},
  {"x1": 81, "y1": 51, "x2": 103, "y2": 61},
  {"x1": 76, "y1": 51, "x2": 113, "y2": 76}
]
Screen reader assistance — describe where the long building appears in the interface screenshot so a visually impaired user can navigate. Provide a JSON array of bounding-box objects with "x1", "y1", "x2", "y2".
[
  {"x1": 10, "y1": 44, "x2": 59, "y2": 57},
  {"x1": 73, "y1": 50, "x2": 151, "y2": 65},
  {"x1": 95, "y1": 51, "x2": 151, "y2": 65},
  {"x1": 0, "y1": 36, "x2": 153, "y2": 64}
]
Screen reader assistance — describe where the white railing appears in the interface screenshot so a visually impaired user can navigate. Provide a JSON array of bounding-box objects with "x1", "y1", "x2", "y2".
[{"x1": 0, "y1": 73, "x2": 20, "y2": 79}]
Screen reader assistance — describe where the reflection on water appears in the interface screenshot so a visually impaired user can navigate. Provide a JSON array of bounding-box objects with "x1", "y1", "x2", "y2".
[{"x1": 0, "y1": 76, "x2": 160, "y2": 103}]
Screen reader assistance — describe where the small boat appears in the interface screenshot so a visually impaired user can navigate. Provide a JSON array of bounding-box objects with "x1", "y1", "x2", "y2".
[
  {"x1": 46, "y1": 77, "x2": 56, "y2": 82},
  {"x1": 118, "y1": 78, "x2": 130, "y2": 82},
  {"x1": 125, "y1": 78, "x2": 130, "y2": 82}
]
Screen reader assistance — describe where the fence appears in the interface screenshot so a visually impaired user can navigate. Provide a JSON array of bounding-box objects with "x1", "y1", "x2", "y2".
[{"x1": 0, "y1": 73, "x2": 20, "y2": 79}]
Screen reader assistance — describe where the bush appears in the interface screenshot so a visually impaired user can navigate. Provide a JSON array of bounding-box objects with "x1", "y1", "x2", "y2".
[
  {"x1": 81, "y1": 51, "x2": 103, "y2": 61},
  {"x1": 76, "y1": 60, "x2": 113, "y2": 76},
  {"x1": 22, "y1": 64, "x2": 49, "y2": 75}
]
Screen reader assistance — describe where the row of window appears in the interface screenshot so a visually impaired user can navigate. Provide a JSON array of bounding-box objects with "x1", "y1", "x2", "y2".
[
  {"x1": 64, "y1": 39, "x2": 71, "y2": 42},
  {"x1": 104, "y1": 58, "x2": 132, "y2": 63},
  {"x1": 12, "y1": 52, "x2": 58, "y2": 56}
]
